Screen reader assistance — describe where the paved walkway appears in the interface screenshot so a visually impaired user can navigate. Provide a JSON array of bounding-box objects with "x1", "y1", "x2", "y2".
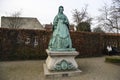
[{"x1": 0, "y1": 57, "x2": 120, "y2": 80}]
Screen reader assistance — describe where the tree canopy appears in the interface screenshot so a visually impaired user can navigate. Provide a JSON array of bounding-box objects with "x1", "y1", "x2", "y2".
[
  {"x1": 93, "y1": 27, "x2": 105, "y2": 33},
  {"x1": 77, "y1": 22, "x2": 91, "y2": 32}
]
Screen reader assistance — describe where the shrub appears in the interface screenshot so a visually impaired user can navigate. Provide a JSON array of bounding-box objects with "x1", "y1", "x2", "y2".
[{"x1": 105, "y1": 56, "x2": 120, "y2": 63}]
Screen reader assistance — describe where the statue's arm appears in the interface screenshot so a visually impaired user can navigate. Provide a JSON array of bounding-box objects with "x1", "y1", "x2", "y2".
[
  {"x1": 53, "y1": 15, "x2": 58, "y2": 31},
  {"x1": 64, "y1": 15, "x2": 69, "y2": 29}
]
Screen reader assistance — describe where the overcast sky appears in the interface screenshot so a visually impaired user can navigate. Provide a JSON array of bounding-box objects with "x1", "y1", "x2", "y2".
[{"x1": 0, "y1": 0, "x2": 112, "y2": 27}]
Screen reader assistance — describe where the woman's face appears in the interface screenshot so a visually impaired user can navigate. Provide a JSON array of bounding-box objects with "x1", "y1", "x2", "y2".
[{"x1": 59, "y1": 7, "x2": 64, "y2": 14}]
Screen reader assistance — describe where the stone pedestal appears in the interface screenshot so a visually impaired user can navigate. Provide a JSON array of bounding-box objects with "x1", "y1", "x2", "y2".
[{"x1": 43, "y1": 49, "x2": 82, "y2": 77}]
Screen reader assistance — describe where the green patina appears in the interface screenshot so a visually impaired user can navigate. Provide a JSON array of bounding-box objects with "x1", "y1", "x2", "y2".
[
  {"x1": 54, "y1": 59, "x2": 75, "y2": 71},
  {"x1": 48, "y1": 6, "x2": 75, "y2": 51}
]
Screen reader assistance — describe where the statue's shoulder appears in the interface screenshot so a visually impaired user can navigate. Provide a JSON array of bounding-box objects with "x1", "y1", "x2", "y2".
[
  {"x1": 53, "y1": 15, "x2": 59, "y2": 21},
  {"x1": 63, "y1": 14, "x2": 67, "y2": 17},
  {"x1": 63, "y1": 14, "x2": 68, "y2": 18},
  {"x1": 55, "y1": 14, "x2": 59, "y2": 18}
]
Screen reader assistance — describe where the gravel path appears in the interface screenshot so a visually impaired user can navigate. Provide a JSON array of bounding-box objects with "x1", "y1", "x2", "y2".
[{"x1": 0, "y1": 57, "x2": 120, "y2": 80}]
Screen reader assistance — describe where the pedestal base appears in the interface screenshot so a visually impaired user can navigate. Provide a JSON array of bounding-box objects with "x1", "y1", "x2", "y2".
[
  {"x1": 43, "y1": 64, "x2": 82, "y2": 78},
  {"x1": 43, "y1": 49, "x2": 82, "y2": 77}
]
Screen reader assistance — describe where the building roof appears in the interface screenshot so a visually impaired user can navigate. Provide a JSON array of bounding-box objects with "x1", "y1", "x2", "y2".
[{"x1": 1, "y1": 16, "x2": 45, "y2": 30}]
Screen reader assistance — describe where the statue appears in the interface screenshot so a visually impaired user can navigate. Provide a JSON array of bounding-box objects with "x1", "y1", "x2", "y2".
[
  {"x1": 44, "y1": 6, "x2": 81, "y2": 75},
  {"x1": 48, "y1": 6, "x2": 75, "y2": 51}
]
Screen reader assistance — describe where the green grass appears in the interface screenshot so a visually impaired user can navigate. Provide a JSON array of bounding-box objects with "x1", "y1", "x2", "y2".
[{"x1": 105, "y1": 56, "x2": 120, "y2": 63}]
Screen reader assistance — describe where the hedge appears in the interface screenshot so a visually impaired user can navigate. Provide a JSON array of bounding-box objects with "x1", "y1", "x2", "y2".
[
  {"x1": 0, "y1": 28, "x2": 120, "y2": 61},
  {"x1": 105, "y1": 56, "x2": 120, "y2": 63}
]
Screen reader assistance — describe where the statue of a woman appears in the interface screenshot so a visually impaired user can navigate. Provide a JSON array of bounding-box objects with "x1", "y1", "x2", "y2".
[{"x1": 48, "y1": 6, "x2": 75, "y2": 51}]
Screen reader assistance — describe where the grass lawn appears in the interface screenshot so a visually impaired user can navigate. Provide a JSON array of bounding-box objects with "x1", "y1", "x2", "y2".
[{"x1": 105, "y1": 56, "x2": 120, "y2": 63}]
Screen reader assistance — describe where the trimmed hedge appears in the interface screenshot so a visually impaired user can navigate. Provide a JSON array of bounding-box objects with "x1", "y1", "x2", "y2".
[
  {"x1": 105, "y1": 56, "x2": 120, "y2": 63},
  {"x1": 0, "y1": 28, "x2": 120, "y2": 61}
]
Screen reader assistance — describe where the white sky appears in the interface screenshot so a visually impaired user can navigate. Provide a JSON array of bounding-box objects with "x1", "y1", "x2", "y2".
[{"x1": 0, "y1": 0, "x2": 112, "y2": 27}]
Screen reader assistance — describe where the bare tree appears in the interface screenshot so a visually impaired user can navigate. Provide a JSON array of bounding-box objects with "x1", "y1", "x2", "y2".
[
  {"x1": 4, "y1": 11, "x2": 24, "y2": 29},
  {"x1": 72, "y1": 5, "x2": 92, "y2": 25},
  {"x1": 97, "y1": 1, "x2": 120, "y2": 48},
  {"x1": 113, "y1": 0, "x2": 120, "y2": 10},
  {"x1": 97, "y1": 0, "x2": 120, "y2": 33},
  {"x1": 72, "y1": 5, "x2": 92, "y2": 32},
  {"x1": 97, "y1": 4, "x2": 114, "y2": 32},
  {"x1": 72, "y1": 9, "x2": 81, "y2": 25}
]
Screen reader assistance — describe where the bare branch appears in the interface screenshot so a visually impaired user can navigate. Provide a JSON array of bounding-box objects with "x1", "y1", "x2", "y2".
[
  {"x1": 72, "y1": 5, "x2": 92, "y2": 25},
  {"x1": 97, "y1": 2, "x2": 120, "y2": 33},
  {"x1": 6, "y1": 11, "x2": 24, "y2": 29}
]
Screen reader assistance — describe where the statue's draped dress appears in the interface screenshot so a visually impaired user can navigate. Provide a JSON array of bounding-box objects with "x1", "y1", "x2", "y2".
[{"x1": 48, "y1": 13, "x2": 72, "y2": 50}]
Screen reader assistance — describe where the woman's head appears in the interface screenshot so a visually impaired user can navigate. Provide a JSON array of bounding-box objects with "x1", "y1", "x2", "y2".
[{"x1": 58, "y1": 6, "x2": 64, "y2": 14}]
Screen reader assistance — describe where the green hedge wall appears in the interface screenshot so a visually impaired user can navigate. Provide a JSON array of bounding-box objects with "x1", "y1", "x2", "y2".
[{"x1": 0, "y1": 28, "x2": 120, "y2": 60}]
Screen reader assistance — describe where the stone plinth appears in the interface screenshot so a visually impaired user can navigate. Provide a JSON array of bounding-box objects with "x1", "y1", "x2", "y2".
[{"x1": 44, "y1": 49, "x2": 82, "y2": 77}]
